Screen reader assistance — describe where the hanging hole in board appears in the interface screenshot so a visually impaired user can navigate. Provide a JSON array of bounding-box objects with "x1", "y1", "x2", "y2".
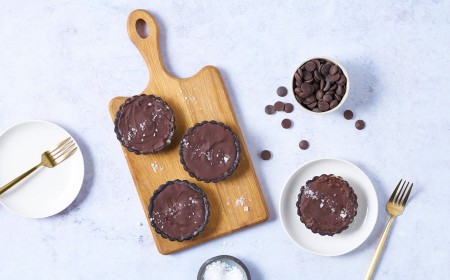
[{"x1": 136, "y1": 19, "x2": 149, "y2": 39}]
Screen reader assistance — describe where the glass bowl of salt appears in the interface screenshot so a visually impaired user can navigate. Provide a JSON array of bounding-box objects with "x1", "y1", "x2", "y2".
[{"x1": 197, "y1": 255, "x2": 251, "y2": 280}]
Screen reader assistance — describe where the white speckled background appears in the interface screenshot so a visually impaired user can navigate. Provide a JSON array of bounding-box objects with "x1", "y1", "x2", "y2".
[{"x1": 1, "y1": 1, "x2": 449, "y2": 279}]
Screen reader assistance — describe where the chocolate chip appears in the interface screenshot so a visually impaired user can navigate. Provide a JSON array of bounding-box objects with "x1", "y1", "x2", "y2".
[
  {"x1": 305, "y1": 61, "x2": 316, "y2": 72},
  {"x1": 323, "y1": 81, "x2": 331, "y2": 92},
  {"x1": 301, "y1": 83, "x2": 313, "y2": 95},
  {"x1": 330, "y1": 100, "x2": 339, "y2": 109},
  {"x1": 313, "y1": 59, "x2": 321, "y2": 70},
  {"x1": 265, "y1": 105, "x2": 276, "y2": 115},
  {"x1": 277, "y1": 86, "x2": 288, "y2": 97},
  {"x1": 337, "y1": 75, "x2": 347, "y2": 86},
  {"x1": 294, "y1": 73, "x2": 301, "y2": 81},
  {"x1": 299, "y1": 140, "x2": 309, "y2": 150},
  {"x1": 316, "y1": 90, "x2": 324, "y2": 100},
  {"x1": 281, "y1": 119, "x2": 292, "y2": 129},
  {"x1": 303, "y1": 71, "x2": 313, "y2": 81},
  {"x1": 284, "y1": 103, "x2": 294, "y2": 113},
  {"x1": 330, "y1": 84, "x2": 338, "y2": 91},
  {"x1": 323, "y1": 94, "x2": 333, "y2": 103},
  {"x1": 320, "y1": 63, "x2": 331, "y2": 75},
  {"x1": 320, "y1": 79, "x2": 325, "y2": 90},
  {"x1": 260, "y1": 150, "x2": 272, "y2": 160},
  {"x1": 355, "y1": 120, "x2": 365, "y2": 130},
  {"x1": 329, "y1": 65, "x2": 338, "y2": 75},
  {"x1": 274, "y1": 101, "x2": 285, "y2": 111},
  {"x1": 344, "y1": 110, "x2": 353, "y2": 120},
  {"x1": 318, "y1": 100, "x2": 330, "y2": 111},
  {"x1": 314, "y1": 71, "x2": 324, "y2": 82},
  {"x1": 307, "y1": 101, "x2": 317, "y2": 108},
  {"x1": 305, "y1": 95, "x2": 317, "y2": 104},
  {"x1": 299, "y1": 91, "x2": 310, "y2": 98}
]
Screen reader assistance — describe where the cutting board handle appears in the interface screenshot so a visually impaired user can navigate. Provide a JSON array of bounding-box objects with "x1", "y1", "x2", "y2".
[{"x1": 127, "y1": 10, "x2": 171, "y2": 83}]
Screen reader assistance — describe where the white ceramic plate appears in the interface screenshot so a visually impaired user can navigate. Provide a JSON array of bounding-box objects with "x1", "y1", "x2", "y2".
[
  {"x1": 0, "y1": 120, "x2": 84, "y2": 218},
  {"x1": 280, "y1": 158, "x2": 378, "y2": 256}
]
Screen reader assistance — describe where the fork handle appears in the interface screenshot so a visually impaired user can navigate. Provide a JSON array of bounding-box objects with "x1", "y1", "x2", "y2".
[
  {"x1": 0, "y1": 163, "x2": 42, "y2": 195},
  {"x1": 365, "y1": 216, "x2": 395, "y2": 280}
]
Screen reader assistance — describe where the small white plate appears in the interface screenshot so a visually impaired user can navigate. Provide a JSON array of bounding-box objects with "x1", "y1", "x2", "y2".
[
  {"x1": 280, "y1": 158, "x2": 378, "y2": 256},
  {"x1": 0, "y1": 120, "x2": 84, "y2": 218}
]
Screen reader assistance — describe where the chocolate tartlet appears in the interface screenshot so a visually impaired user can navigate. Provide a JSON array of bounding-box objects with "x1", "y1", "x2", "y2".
[
  {"x1": 180, "y1": 121, "x2": 241, "y2": 183},
  {"x1": 149, "y1": 180, "x2": 210, "y2": 242},
  {"x1": 114, "y1": 94, "x2": 175, "y2": 154},
  {"x1": 296, "y1": 174, "x2": 358, "y2": 236}
]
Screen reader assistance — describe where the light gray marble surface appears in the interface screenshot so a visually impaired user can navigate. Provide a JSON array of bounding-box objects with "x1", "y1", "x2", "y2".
[{"x1": 1, "y1": 1, "x2": 449, "y2": 279}]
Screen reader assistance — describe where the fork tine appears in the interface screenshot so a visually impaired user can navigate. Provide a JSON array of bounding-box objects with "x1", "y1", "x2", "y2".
[
  {"x1": 51, "y1": 140, "x2": 74, "y2": 157},
  {"x1": 389, "y1": 179, "x2": 402, "y2": 202},
  {"x1": 395, "y1": 181, "x2": 407, "y2": 205},
  {"x1": 50, "y1": 137, "x2": 71, "y2": 154},
  {"x1": 401, "y1": 183, "x2": 413, "y2": 207},
  {"x1": 389, "y1": 179, "x2": 403, "y2": 203},
  {"x1": 397, "y1": 182, "x2": 410, "y2": 205},
  {"x1": 53, "y1": 143, "x2": 76, "y2": 161},
  {"x1": 55, "y1": 147, "x2": 77, "y2": 164}
]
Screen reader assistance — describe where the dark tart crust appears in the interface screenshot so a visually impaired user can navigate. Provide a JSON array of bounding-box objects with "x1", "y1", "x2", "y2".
[
  {"x1": 148, "y1": 180, "x2": 210, "y2": 242},
  {"x1": 296, "y1": 174, "x2": 358, "y2": 236},
  {"x1": 179, "y1": 121, "x2": 241, "y2": 183},
  {"x1": 114, "y1": 94, "x2": 175, "y2": 154}
]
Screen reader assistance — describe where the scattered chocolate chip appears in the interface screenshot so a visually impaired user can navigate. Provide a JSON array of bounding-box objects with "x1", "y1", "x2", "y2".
[
  {"x1": 277, "y1": 86, "x2": 288, "y2": 97},
  {"x1": 281, "y1": 119, "x2": 292, "y2": 129},
  {"x1": 293, "y1": 59, "x2": 347, "y2": 113},
  {"x1": 355, "y1": 120, "x2": 365, "y2": 130},
  {"x1": 344, "y1": 110, "x2": 353, "y2": 120},
  {"x1": 260, "y1": 150, "x2": 272, "y2": 160},
  {"x1": 274, "y1": 101, "x2": 285, "y2": 111},
  {"x1": 265, "y1": 105, "x2": 276, "y2": 115},
  {"x1": 284, "y1": 103, "x2": 294, "y2": 113},
  {"x1": 299, "y1": 140, "x2": 309, "y2": 150}
]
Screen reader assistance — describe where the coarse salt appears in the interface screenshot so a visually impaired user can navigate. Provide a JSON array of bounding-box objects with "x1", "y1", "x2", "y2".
[{"x1": 203, "y1": 260, "x2": 245, "y2": 280}]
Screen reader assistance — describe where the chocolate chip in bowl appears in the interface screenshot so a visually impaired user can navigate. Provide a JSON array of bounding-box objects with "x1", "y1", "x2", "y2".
[{"x1": 292, "y1": 57, "x2": 350, "y2": 114}]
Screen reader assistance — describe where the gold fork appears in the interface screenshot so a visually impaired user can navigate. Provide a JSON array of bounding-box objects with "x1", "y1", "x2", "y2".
[
  {"x1": 0, "y1": 137, "x2": 78, "y2": 196},
  {"x1": 365, "y1": 179, "x2": 414, "y2": 280}
]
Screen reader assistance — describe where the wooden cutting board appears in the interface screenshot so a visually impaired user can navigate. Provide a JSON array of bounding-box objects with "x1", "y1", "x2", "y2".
[{"x1": 108, "y1": 9, "x2": 269, "y2": 255}]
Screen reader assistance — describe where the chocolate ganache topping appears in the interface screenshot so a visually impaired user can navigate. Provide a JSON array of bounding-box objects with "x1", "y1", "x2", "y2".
[
  {"x1": 180, "y1": 121, "x2": 241, "y2": 183},
  {"x1": 114, "y1": 94, "x2": 175, "y2": 154},
  {"x1": 149, "y1": 180, "x2": 209, "y2": 241},
  {"x1": 297, "y1": 174, "x2": 358, "y2": 236}
]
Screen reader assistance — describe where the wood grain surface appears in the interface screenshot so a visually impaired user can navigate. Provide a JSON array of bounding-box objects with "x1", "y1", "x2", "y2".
[{"x1": 108, "y1": 9, "x2": 269, "y2": 255}]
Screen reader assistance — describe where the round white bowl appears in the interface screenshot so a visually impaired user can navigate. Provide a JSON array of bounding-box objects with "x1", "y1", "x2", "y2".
[{"x1": 292, "y1": 56, "x2": 350, "y2": 115}]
